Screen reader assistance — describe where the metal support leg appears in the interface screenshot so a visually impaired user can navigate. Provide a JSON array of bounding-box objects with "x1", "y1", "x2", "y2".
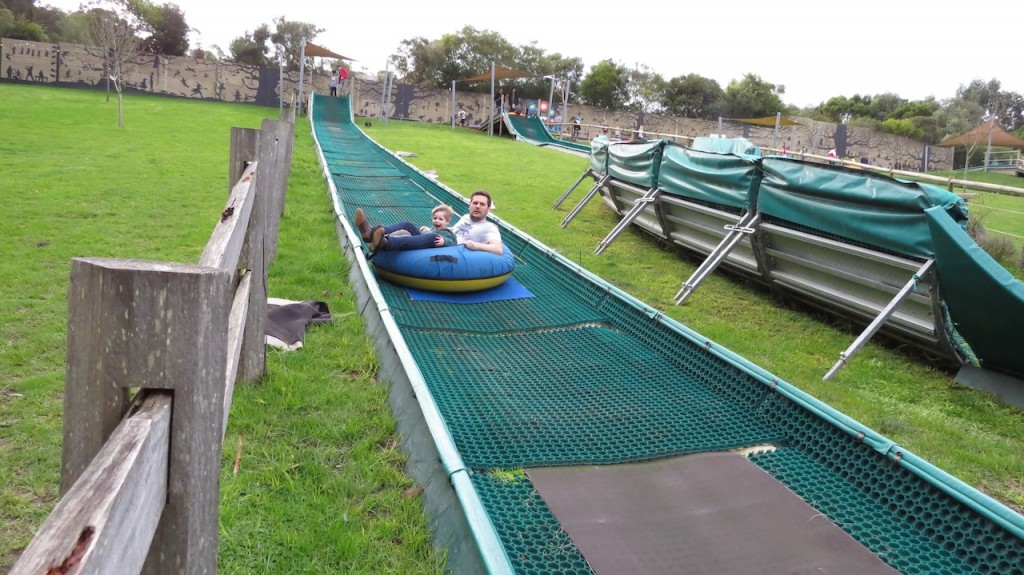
[
  {"x1": 823, "y1": 259, "x2": 936, "y2": 380},
  {"x1": 595, "y1": 189, "x2": 660, "y2": 254},
  {"x1": 674, "y1": 212, "x2": 761, "y2": 304},
  {"x1": 553, "y1": 169, "x2": 595, "y2": 209},
  {"x1": 561, "y1": 175, "x2": 609, "y2": 228}
]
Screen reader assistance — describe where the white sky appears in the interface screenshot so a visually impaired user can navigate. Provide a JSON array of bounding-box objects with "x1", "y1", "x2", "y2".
[{"x1": 43, "y1": 0, "x2": 1023, "y2": 108}]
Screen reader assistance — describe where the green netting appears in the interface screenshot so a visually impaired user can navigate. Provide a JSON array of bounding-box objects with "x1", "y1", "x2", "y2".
[
  {"x1": 311, "y1": 94, "x2": 1024, "y2": 575},
  {"x1": 471, "y1": 473, "x2": 591, "y2": 575}
]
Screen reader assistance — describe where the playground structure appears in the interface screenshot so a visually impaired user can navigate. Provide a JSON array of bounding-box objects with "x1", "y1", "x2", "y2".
[{"x1": 311, "y1": 93, "x2": 1024, "y2": 574}]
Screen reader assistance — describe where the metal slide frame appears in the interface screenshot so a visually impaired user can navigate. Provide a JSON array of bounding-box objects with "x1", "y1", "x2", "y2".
[
  {"x1": 552, "y1": 169, "x2": 595, "y2": 209},
  {"x1": 594, "y1": 185, "x2": 661, "y2": 254},
  {"x1": 560, "y1": 174, "x2": 610, "y2": 228},
  {"x1": 822, "y1": 258, "x2": 936, "y2": 380},
  {"x1": 674, "y1": 211, "x2": 762, "y2": 304}
]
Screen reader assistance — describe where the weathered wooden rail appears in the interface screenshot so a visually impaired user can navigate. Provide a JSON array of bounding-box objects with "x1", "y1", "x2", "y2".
[{"x1": 11, "y1": 118, "x2": 295, "y2": 574}]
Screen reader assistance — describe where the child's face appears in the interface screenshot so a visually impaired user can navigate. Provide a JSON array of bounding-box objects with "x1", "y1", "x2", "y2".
[{"x1": 432, "y1": 212, "x2": 449, "y2": 229}]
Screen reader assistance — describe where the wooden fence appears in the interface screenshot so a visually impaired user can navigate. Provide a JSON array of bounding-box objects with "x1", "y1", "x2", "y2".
[{"x1": 10, "y1": 117, "x2": 295, "y2": 574}]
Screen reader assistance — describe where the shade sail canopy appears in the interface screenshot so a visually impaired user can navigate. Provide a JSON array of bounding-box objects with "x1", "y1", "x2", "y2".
[
  {"x1": 937, "y1": 119, "x2": 1024, "y2": 148},
  {"x1": 305, "y1": 42, "x2": 355, "y2": 61},
  {"x1": 460, "y1": 66, "x2": 534, "y2": 83},
  {"x1": 728, "y1": 116, "x2": 803, "y2": 127}
]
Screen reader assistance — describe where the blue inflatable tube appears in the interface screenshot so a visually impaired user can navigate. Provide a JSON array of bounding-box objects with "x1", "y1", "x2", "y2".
[{"x1": 371, "y1": 245, "x2": 515, "y2": 292}]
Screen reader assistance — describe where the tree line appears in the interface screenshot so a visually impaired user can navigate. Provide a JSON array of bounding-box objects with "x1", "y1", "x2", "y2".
[{"x1": 4, "y1": 1, "x2": 1022, "y2": 145}]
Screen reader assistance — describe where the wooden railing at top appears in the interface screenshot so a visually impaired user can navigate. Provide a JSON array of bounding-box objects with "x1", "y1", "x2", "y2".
[{"x1": 10, "y1": 117, "x2": 295, "y2": 575}]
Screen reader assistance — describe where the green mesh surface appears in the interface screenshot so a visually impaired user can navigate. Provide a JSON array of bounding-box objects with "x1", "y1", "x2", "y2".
[
  {"x1": 753, "y1": 393, "x2": 1023, "y2": 575},
  {"x1": 311, "y1": 95, "x2": 1024, "y2": 575},
  {"x1": 471, "y1": 472, "x2": 592, "y2": 575},
  {"x1": 404, "y1": 325, "x2": 782, "y2": 468}
]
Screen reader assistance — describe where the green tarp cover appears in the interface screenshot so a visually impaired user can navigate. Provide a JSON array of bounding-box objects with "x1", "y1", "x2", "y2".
[
  {"x1": 658, "y1": 141, "x2": 760, "y2": 211},
  {"x1": 757, "y1": 158, "x2": 969, "y2": 259},
  {"x1": 925, "y1": 207, "x2": 1024, "y2": 379},
  {"x1": 691, "y1": 136, "x2": 762, "y2": 159},
  {"x1": 590, "y1": 141, "x2": 608, "y2": 174},
  {"x1": 606, "y1": 140, "x2": 665, "y2": 188}
]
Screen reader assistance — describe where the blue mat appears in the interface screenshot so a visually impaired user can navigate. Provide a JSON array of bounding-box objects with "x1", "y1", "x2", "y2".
[{"x1": 406, "y1": 277, "x2": 534, "y2": 304}]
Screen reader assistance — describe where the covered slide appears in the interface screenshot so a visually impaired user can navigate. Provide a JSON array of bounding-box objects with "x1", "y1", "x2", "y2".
[{"x1": 559, "y1": 137, "x2": 1020, "y2": 382}]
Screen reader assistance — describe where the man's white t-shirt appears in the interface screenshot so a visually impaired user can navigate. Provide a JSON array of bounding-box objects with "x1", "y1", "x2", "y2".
[{"x1": 452, "y1": 214, "x2": 501, "y2": 245}]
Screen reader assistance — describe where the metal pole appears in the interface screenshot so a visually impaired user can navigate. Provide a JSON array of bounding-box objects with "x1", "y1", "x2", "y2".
[
  {"x1": 451, "y1": 80, "x2": 456, "y2": 130},
  {"x1": 297, "y1": 39, "x2": 306, "y2": 116},
  {"x1": 489, "y1": 63, "x2": 495, "y2": 137},
  {"x1": 985, "y1": 123, "x2": 993, "y2": 172},
  {"x1": 278, "y1": 51, "x2": 284, "y2": 116},
  {"x1": 379, "y1": 61, "x2": 389, "y2": 122},
  {"x1": 773, "y1": 112, "x2": 781, "y2": 148},
  {"x1": 548, "y1": 76, "x2": 555, "y2": 117}
]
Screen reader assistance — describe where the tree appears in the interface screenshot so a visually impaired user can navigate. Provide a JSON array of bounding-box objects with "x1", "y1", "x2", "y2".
[
  {"x1": 83, "y1": 4, "x2": 143, "y2": 127},
  {"x1": 392, "y1": 26, "x2": 522, "y2": 90},
  {"x1": 0, "y1": 0, "x2": 34, "y2": 19},
  {"x1": 661, "y1": 74, "x2": 723, "y2": 119},
  {"x1": 818, "y1": 94, "x2": 871, "y2": 124},
  {"x1": 0, "y1": 7, "x2": 46, "y2": 40},
  {"x1": 719, "y1": 74, "x2": 785, "y2": 119},
  {"x1": 141, "y1": 2, "x2": 189, "y2": 56},
  {"x1": 578, "y1": 59, "x2": 629, "y2": 110},
  {"x1": 270, "y1": 16, "x2": 324, "y2": 72},
  {"x1": 866, "y1": 93, "x2": 906, "y2": 121},
  {"x1": 229, "y1": 24, "x2": 272, "y2": 66},
  {"x1": 626, "y1": 63, "x2": 665, "y2": 113}
]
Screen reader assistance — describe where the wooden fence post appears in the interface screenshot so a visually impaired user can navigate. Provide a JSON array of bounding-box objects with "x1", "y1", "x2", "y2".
[
  {"x1": 229, "y1": 127, "x2": 258, "y2": 194},
  {"x1": 259, "y1": 119, "x2": 287, "y2": 265},
  {"x1": 61, "y1": 258, "x2": 231, "y2": 574},
  {"x1": 231, "y1": 127, "x2": 267, "y2": 382}
]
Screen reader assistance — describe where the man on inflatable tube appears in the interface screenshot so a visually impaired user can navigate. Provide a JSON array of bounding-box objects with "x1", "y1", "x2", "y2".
[{"x1": 354, "y1": 190, "x2": 514, "y2": 292}]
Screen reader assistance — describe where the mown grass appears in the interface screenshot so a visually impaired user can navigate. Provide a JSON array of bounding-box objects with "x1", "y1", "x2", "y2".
[
  {"x1": 359, "y1": 118, "x2": 1024, "y2": 513},
  {"x1": 0, "y1": 84, "x2": 443, "y2": 574}
]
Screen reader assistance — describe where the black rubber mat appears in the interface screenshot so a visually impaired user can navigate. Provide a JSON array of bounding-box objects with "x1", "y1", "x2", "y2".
[{"x1": 527, "y1": 451, "x2": 901, "y2": 574}]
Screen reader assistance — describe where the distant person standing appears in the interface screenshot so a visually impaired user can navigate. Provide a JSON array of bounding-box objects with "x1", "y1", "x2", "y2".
[
  {"x1": 338, "y1": 67, "x2": 349, "y2": 95},
  {"x1": 571, "y1": 114, "x2": 581, "y2": 141},
  {"x1": 329, "y1": 74, "x2": 338, "y2": 97},
  {"x1": 494, "y1": 88, "x2": 505, "y2": 113}
]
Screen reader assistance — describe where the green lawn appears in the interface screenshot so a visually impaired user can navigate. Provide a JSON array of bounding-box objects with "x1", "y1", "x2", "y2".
[
  {"x1": 0, "y1": 84, "x2": 443, "y2": 574},
  {"x1": 2, "y1": 83, "x2": 1022, "y2": 573}
]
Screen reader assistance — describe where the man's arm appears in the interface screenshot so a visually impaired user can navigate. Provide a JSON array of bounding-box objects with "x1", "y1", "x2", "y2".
[{"x1": 465, "y1": 238, "x2": 503, "y2": 255}]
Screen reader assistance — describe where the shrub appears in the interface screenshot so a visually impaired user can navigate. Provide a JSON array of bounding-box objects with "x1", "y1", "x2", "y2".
[{"x1": 976, "y1": 234, "x2": 1017, "y2": 263}]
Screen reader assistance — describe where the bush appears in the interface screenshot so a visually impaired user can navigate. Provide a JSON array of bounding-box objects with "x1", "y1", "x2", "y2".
[
  {"x1": 966, "y1": 212, "x2": 987, "y2": 240},
  {"x1": 976, "y1": 233, "x2": 1017, "y2": 263}
]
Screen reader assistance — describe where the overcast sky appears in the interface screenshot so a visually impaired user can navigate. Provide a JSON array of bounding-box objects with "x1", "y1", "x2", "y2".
[{"x1": 43, "y1": 0, "x2": 1023, "y2": 108}]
